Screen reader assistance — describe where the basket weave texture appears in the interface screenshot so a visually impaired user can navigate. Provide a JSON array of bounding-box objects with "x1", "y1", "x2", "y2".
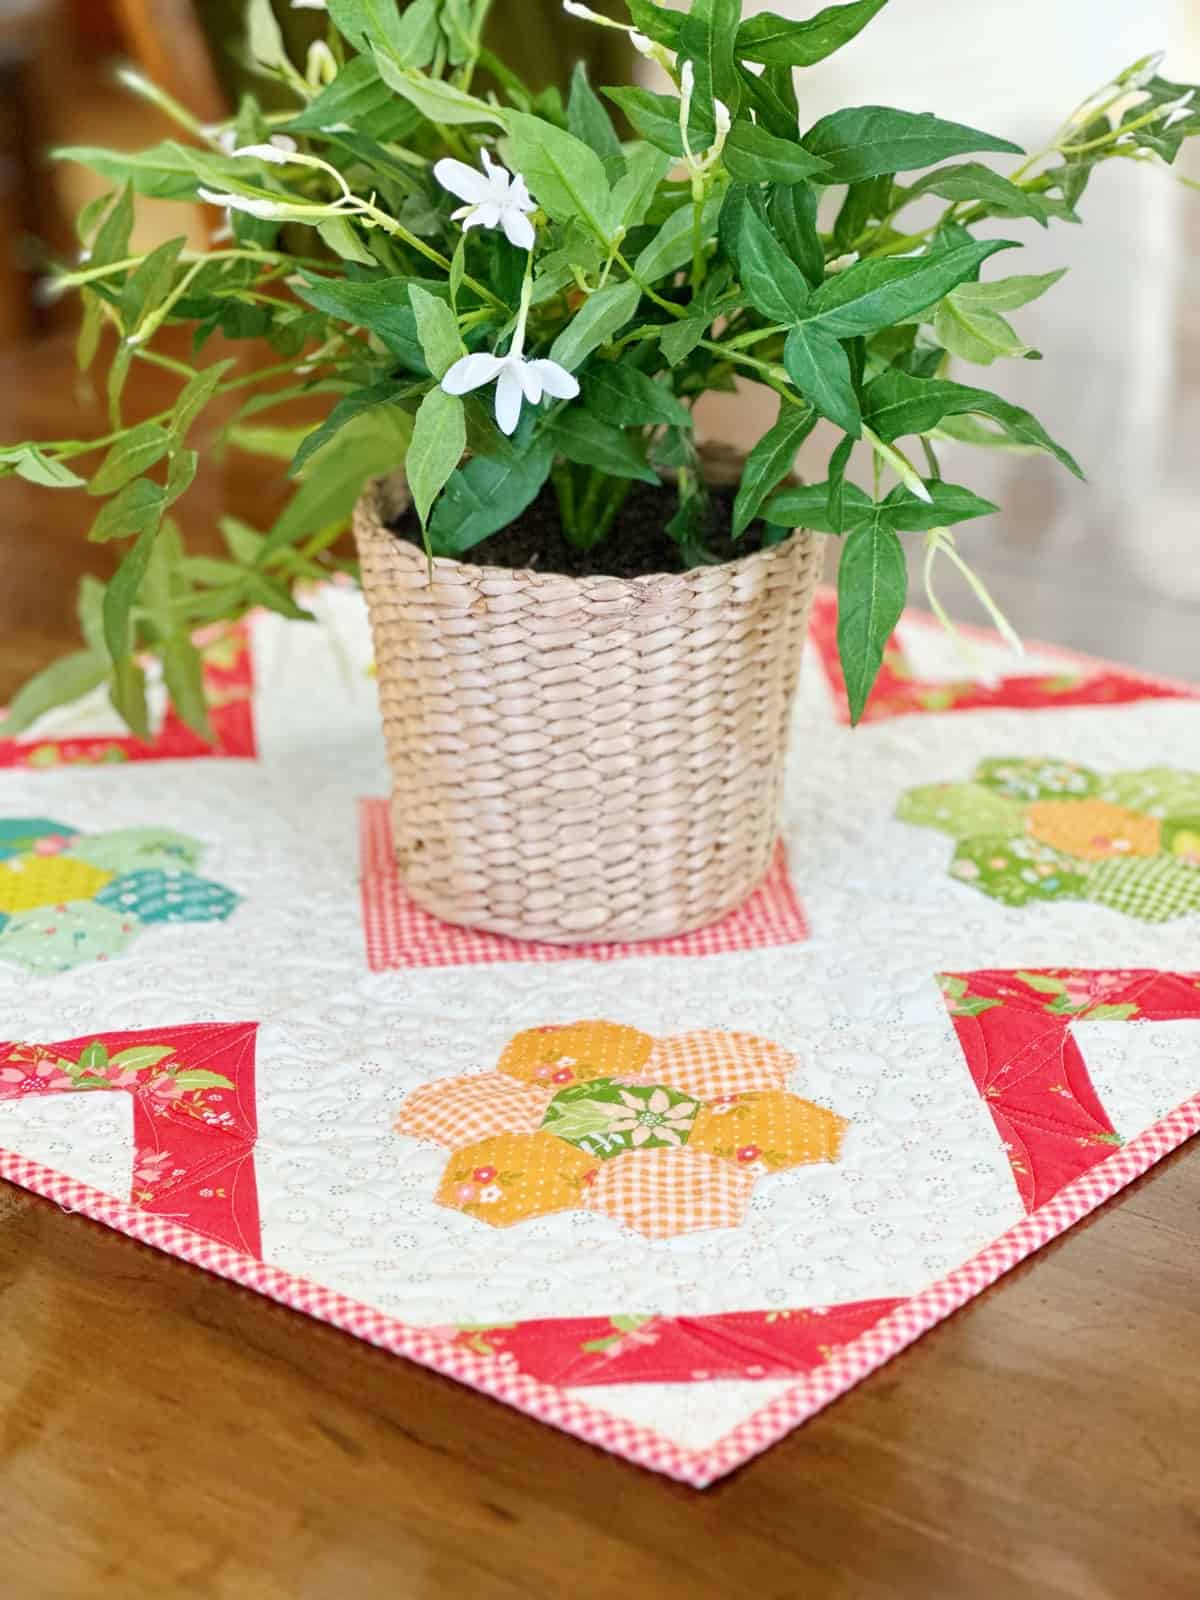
[{"x1": 354, "y1": 474, "x2": 822, "y2": 944}]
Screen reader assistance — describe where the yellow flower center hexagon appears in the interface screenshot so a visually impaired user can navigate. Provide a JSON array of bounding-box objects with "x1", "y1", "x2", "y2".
[
  {"x1": 1025, "y1": 799, "x2": 1161, "y2": 861},
  {"x1": 435, "y1": 1131, "x2": 597, "y2": 1227},
  {"x1": 0, "y1": 854, "x2": 114, "y2": 915},
  {"x1": 495, "y1": 1020, "x2": 654, "y2": 1088}
]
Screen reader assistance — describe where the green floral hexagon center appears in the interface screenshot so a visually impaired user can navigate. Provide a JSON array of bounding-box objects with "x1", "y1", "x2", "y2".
[{"x1": 540, "y1": 1077, "x2": 700, "y2": 1160}]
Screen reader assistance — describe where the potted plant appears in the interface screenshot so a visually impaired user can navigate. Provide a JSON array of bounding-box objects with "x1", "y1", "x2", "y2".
[{"x1": 3, "y1": 0, "x2": 1197, "y2": 940}]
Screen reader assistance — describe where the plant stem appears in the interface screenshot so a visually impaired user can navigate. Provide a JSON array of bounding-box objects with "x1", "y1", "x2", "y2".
[{"x1": 613, "y1": 250, "x2": 687, "y2": 318}]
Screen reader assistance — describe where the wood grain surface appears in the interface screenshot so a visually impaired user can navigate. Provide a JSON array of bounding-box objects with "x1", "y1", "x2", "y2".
[{"x1": 0, "y1": 335, "x2": 1198, "y2": 1600}]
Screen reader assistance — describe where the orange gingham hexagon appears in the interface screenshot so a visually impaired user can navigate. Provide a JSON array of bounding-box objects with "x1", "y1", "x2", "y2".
[
  {"x1": 496, "y1": 1020, "x2": 655, "y2": 1088},
  {"x1": 394, "y1": 1073, "x2": 554, "y2": 1148},
  {"x1": 436, "y1": 1131, "x2": 596, "y2": 1227},
  {"x1": 639, "y1": 1030, "x2": 797, "y2": 1100},
  {"x1": 689, "y1": 1090, "x2": 849, "y2": 1172},
  {"x1": 580, "y1": 1147, "x2": 757, "y2": 1240}
]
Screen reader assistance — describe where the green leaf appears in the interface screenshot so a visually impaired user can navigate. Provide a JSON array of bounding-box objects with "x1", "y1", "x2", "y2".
[
  {"x1": 600, "y1": 87, "x2": 683, "y2": 158},
  {"x1": 804, "y1": 238, "x2": 1017, "y2": 337},
  {"x1": 737, "y1": 0, "x2": 890, "y2": 67},
  {"x1": 0, "y1": 445, "x2": 86, "y2": 489},
  {"x1": 90, "y1": 184, "x2": 135, "y2": 266},
  {"x1": 837, "y1": 510, "x2": 907, "y2": 723},
  {"x1": 737, "y1": 60, "x2": 800, "y2": 139},
  {"x1": 679, "y1": 0, "x2": 742, "y2": 131},
  {"x1": 768, "y1": 184, "x2": 824, "y2": 288},
  {"x1": 504, "y1": 112, "x2": 613, "y2": 241},
  {"x1": 259, "y1": 406, "x2": 412, "y2": 560},
  {"x1": 316, "y1": 214, "x2": 376, "y2": 267},
  {"x1": 246, "y1": 0, "x2": 288, "y2": 68},
  {"x1": 659, "y1": 312, "x2": 710, "y2": 366},
  {"x1": 610, "y1": 143, "x2": 672, "y2": 232},
  {"x1": 392, "y1": 0, "x2": 442, "y2": 67},
  {"x1": 1, "y1": 650, "x2": 108, "y2": 737},
  {"x1": 783, "y1": 324, "x2": 861, "y2": 435},
  {"x1": 546, "y1": 411, "x2": 659, "y2": 484},
  {"x1": 108, "y1": 655, "x2": 150, "y2": 740},
  {"x1": 164, "y1": 447, "x2": 198, "y2": 508},
  {"x1": 932, "y1": 294, "x2": 1033, "y2": 366},
  {"x1": 635, "y1": 193, "x2": 723, "y2": 284},
  {"x1": 161, "y1": 630, "x2": 212, "y2": 740},
  {"x1": 549, "y1": 279, "x2": 642, "y2": 372},
  {"x1": 863, "y1": 370, "x2": 1083, "y2": 476},
  {"x1": 291, "y1": 380, "x2": 414, "y2": 476},
  {"x1": 118, "y1": 236, "x2": 185, "y2": 335},
  {"x1": 88, "y1": 423, "x2": 172, "y2": 497},
  {"x1": 724, "y1": 121, "x2": 830, "y2": 184},
  {"x1": 624, "y1": 0, "x2": 682, "y2": 47},
  {"x1": 102, "y1": 520, "x2": 158, "y2": 660},
  {"x1": 54, "y1": 142, "x2": 209, "y2": 201},
  {"x1": 172, "y1": 359, "x2": 235, "y2": 443},
  {"x1": 428, "y1": 439, "x2": 555, "y2": 555},
  {"x1": 905, "y1": 162, "x2": 1055, "y2": 224},
  {"x1": 950, "y1": 269, "x2": 1068, "y2": 313},
  {"x1": 881, "y1": 479, "x2": 999, "y2": 531},
  {"x1": 293, "y1": 273, "x2": 436, "y2": 362},
  {"x1": 409, "y1": 283, "x2": 463, "y2": 380},
  {"x1": 802, "y1": 105, "x2": 1022, "y2": 183},
  {"x1": 88, "y1": 478, "x2": 165, "y2": 543},
  {"x1": 568, "y1": 62, "x2": 624, "y2": 178},
  {"x1": 762, "y1": 480, "x2": 874, "y2": 529},
  {"x1": 826, "y1": 433, "x2": 855, "y2": 533},
  {"x1": 732, "y1": 401, "x2": 817, "y2": 537},
  {"x1": 170, "y1": 1069, "x2": 236, "y2": 1091},
  {"x1": 109, "y1": 1045, "x2": 176, "y2": 1072},
  {"x1": 581, "y1": 364, "x2": 691, "y2": 428},
  {"x1": 78, "y1": 1040, "x2": 109, "y2": 1072},
  {"x1": 284, "y1": 56, "x2": 420, "y2": 141},
  {"x1": 373, "y1": 61, "x2": 506, "y2": 126},
  {"x1": 737, "y1": 206, "x2": 812, "y2": 324},
  {"x1": 407, "y1": 387, "x2": 466, "y2": 526},
  {"x1": 1014, "y1": 970, "x2": 1069, "y2": 995}
]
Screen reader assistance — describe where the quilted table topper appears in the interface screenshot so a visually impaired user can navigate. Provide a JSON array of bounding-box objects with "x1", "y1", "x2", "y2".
[{"x1": 1, "y1": 583, "x2": 1198, "y2": 1487}]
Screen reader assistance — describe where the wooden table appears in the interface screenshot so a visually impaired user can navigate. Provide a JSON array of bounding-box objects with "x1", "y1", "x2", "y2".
[{"x1": 1, "y1": 335, "x2": 1198, "y2": 1600}]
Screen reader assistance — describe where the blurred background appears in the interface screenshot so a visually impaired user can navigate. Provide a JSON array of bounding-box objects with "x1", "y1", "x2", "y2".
[{"x1": 0, "y1": 0, "x2": 1197, "y2": 683}]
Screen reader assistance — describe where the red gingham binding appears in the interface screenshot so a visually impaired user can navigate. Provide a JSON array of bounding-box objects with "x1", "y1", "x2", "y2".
[{"x1": 2, "y1": 1090, "x2": 1195, "y2": 1487}]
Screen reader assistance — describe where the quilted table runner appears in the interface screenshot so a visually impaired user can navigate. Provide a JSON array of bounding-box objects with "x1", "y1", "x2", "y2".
[{"x1": 1, "y1": 584, "x2": 1197, "y2": 1487}]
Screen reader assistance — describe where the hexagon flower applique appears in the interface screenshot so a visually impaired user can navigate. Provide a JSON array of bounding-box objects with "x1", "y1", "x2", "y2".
[
  {"x1": 898, "y1": 759, "x2": 1200, "y2": 922},
  {"x1": 0, "y1": 816, "x2": 241, "y2": 974},
  {"x1": 396, "y1": 1020, "x2": 849, "y2": 1240}
]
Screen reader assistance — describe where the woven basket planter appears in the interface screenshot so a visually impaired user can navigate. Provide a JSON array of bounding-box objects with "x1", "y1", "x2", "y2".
[{"x1": 354, "y1": 468, "x2": 822, "y2": 944}]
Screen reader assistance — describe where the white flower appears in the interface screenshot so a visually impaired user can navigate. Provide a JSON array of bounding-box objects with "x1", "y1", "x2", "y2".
[
  {"x1": 231, "y1": 136, "x2": 298, "y2": 163},
  {"x1": 291, "y1": 0, "x2": 326, "y2": 9},
  {"x1": 1159, "y1": 89, "x2": 1195, "y2": 130},
  {"x1": 433, "y1": 148, "x2": 537, "y2": 250},
  {"x1": 197, "y1": 189, "x2": 290, "y2": 218},
  {"x1": 442, "y1": 351, "x2": 579, "y2": 436}
]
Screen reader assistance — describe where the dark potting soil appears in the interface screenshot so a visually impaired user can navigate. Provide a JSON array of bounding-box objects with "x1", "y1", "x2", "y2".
[{"x1": 390, "y1": 479, "x2": 779, "y2": 579}]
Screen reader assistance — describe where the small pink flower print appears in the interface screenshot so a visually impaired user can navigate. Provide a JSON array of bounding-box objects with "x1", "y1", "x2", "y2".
[
  {"x1": 533, "y1": 1065, "x2": 555, "y2": 1081},
  {"x1": 454, "y1": 1183, "x2": 477, "y2": 1205},
  {"x1": 32, "y1": 834, "x2": 71, "y2": 856},
  {"x1": 551, "y1": 1068, "x2": 574, "y2": 1084},
  {"x1": 472, "y1": 1165, "x2": 497, "y2": 1184},
  {"x1": 709, "y1": 1095, "x2": 740, "y2": 1115},
  {"x1": 737, "y1": 1144, "x2": 761, "y2": 1163},
  {"x1": 477, "y1": 1185, "x2": 503, "y2": 1204}
]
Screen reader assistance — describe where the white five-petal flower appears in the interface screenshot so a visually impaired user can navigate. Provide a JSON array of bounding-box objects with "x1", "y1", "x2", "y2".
[
  {"x1": 433, "y1": 148, "x2": 537, "y2": 250},
  {"x1": 442, "y1": 350, "x2": 579, "y2": 436},
  {"x1": 440, "y1": 269, "x2": 579, "y2": 436}
]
